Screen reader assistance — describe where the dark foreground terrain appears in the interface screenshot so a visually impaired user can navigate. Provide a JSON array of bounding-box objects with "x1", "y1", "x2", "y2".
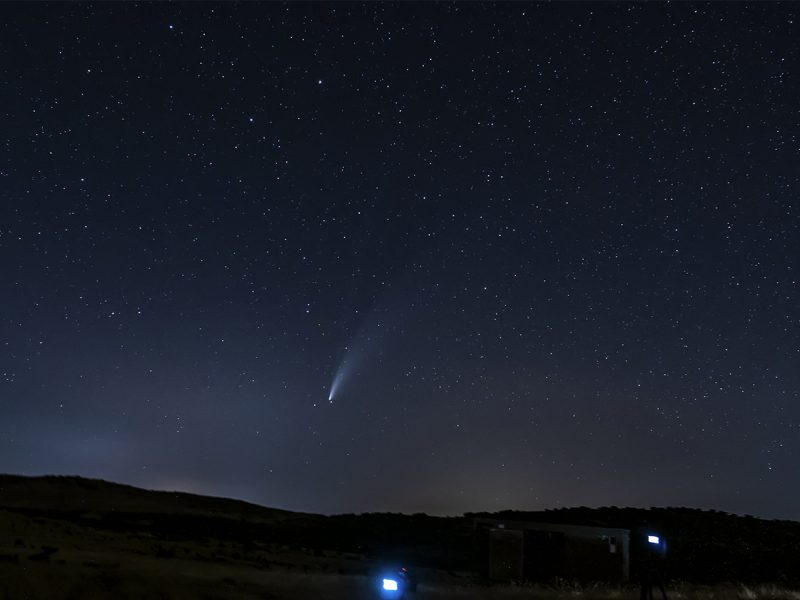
[{"x1": 1, "y1": 475, "x2": 799, "y2": 599}]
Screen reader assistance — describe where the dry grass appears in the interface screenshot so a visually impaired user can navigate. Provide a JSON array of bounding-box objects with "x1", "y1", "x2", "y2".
[
  {"x1": 668, "y1": 584, "x2": 800, "y2": 600},
  {"x1": 2, "y1": 508, "x2": 799, "y2": 600},
  {"x1": 408, "y1": 583, "x2": 800, "y2": 600},
  {"x1": 3, "y1": 558, "x2": 800, "y2": 600}
]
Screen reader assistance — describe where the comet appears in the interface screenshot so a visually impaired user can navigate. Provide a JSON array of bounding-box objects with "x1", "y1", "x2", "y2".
[
  {"x1": 328, "y1": 300, "x2": 407, "y2": 403},
  {"x1": 327, "y1": 354, "x2": 354, "y2": 403}
]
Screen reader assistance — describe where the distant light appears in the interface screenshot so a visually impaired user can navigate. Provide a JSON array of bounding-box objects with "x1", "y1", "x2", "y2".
[
  {"x1": 382, "y1": 579, "x2": 398, "y2": 591},
  {"x1": 648, "y1": 535, "x2": 660, "y2": 544}
]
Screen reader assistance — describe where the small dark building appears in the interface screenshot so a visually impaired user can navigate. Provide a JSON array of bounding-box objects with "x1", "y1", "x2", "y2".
[{"x1": 474, "y1": 518, "x2": 630, "y2": 583}]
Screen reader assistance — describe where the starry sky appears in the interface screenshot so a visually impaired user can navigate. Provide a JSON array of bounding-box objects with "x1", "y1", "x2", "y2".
[{"x1": 1, "y1": 3, "x2": 798, "y2": 520}]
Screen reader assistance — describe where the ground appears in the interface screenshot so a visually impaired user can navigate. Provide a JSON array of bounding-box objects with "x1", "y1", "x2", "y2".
[
  {"x1": 1, "y1": 507, "x2": 798, "y2": 600},
  {"x1": 1, "y1": 477, "x2": 799, "y2": 600}
]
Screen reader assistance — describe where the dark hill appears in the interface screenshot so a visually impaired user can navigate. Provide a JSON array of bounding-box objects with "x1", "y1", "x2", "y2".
[
  {"x1": 2, "y1": 475, "x2": 799, "y2": 583},
  {"x1": 0, "y1": 474, "x2": 298, "y2": 521},
  {"x1": 0, "y1": 474, "x2": 473, "y2": 570},
  {"x1": 0, "y1": 474, "x2": 319, "y2": 550}
]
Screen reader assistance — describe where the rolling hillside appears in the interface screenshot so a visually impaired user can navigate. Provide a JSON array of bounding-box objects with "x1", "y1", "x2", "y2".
[
  {"x1": 1, "y1": 474, "x2": 799, "y2": 585},
  {"x1": 0, "y1": 474, "x2": 297, "y2": 521}
]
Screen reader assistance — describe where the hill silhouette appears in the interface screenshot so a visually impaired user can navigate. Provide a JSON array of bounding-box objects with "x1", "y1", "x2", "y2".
[
  {"x1": 1, "y1": 474, "x2": 798, "y2": 584},
  {"x1": 0, "y1": 474, "x2": 297, "y2": 520}
]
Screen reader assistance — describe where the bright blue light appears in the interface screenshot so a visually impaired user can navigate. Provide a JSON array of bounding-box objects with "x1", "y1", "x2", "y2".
[
  {"x1": 382, "y1": 578, "x2": 399, "y2": 591},
  {"x1": 648, "y1": 535, "x2": 660, "y2": 544}
]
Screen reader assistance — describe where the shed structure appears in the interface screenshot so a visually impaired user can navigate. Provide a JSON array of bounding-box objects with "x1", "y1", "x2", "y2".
[{"x1": 474, "y1": 518, "x2": 630, "y2": 583}]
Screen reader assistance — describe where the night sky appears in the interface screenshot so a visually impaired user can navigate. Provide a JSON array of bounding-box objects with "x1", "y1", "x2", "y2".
[{"x1": 2, "y1": 3, "x2": 798, "y2": 520}]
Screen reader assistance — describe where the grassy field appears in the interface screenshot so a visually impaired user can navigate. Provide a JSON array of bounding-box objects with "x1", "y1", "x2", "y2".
[
  {"x1": 4, "y1": 558, "x2": 800, "y2": 600},
  {"x1": 3, "y1": 529, "x2": 800, "y2": 600},
  {"x1": 2, "y1": 477, "x2": 799, "y2": 600},
  {"x1": 3, "y1": 510, "x2": 800, "y2": 600},
  {"x1": 3, "y1": 541, "x2": 800, "y2": 600}
]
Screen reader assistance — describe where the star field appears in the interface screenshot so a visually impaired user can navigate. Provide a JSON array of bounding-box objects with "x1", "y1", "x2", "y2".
[{"x1": 1, "y1": 3, "x2": 798, "y2": 518}]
